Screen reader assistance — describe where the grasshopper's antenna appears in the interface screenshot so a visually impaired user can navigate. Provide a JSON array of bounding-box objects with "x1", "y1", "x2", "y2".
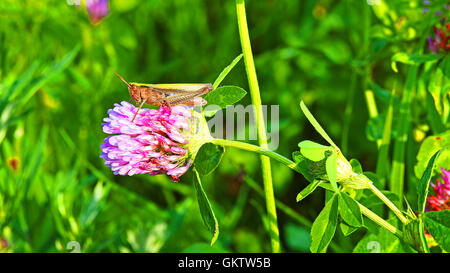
[{"x1": 113, "y1": 71, "x2": 131, "y2": 87}]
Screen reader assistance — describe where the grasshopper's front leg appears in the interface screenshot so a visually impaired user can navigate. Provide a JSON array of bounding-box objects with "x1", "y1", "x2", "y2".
[{"x1": 132, "y1": 98, "x2": 148, "y2": 122}]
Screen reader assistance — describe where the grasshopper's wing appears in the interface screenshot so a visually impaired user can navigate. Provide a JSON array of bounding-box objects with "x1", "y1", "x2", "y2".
[
  {"x1": 133, "y1": 83, "x2": 212, "y2": 94},
  {"x1": 159, "y1": 91, "x2": 207, "y2": 105}
]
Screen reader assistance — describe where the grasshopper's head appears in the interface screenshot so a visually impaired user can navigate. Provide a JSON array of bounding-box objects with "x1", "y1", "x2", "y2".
[
  {"x1": 128, "y1": 84, "x2": 142, "y2": 102},
  {"x1": 113, "y1": 71, "x2": 141, "y2": 102}
]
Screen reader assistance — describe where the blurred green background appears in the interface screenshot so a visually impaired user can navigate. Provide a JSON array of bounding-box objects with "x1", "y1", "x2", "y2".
[{"x1": 0, "y1": 0, "x2": 445, "y2": 252}]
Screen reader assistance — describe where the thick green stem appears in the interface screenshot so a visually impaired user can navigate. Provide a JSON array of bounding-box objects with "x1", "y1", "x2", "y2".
[{"x1": 235, "y1": 0, "x2": 280, "y2": 252}]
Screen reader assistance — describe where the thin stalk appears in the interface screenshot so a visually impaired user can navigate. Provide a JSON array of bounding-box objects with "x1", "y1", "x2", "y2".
[
  {"x1": 245, "y1": 176, "x2": 311, "y2": 227},
  {"x1": 213, "y1": 138, "x2": 410, "y2": 226},
  {"x1": 212, "y1": 138, "x2": 297, "y2": 171},
  {"x1": 357, "y1": 201, "x2": 404, "y2": 239},
  {"x1": 369, "y1": 183, "x2": 409, "y2": 225},
  {"x1": 244, "y1": 176, "x2": 345, "y2": 252},
  {"x1": 235, "y1": 0, "x2": 280, "y2": 252}
]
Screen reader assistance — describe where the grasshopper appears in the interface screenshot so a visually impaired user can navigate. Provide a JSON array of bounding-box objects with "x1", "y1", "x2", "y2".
[{"x1": 114, "y1": 72, "x2": 212, "y2": 121}]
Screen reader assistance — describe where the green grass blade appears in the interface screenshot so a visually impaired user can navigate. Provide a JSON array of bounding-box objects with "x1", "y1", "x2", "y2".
[{"x1": 390, "y1": 65, "x2": 419, "y2": 208}]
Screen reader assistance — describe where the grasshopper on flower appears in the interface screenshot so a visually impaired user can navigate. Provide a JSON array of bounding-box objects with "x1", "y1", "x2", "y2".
[{"x1": 114, "y1": 72, "x2": 212, "y2": 121}]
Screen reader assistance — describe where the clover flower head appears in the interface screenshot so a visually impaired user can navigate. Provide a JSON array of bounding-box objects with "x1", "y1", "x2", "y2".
[
  {"x1": 426, "y1": 168, "x2": 450, "y2": 211},
  {"x1": 86, "y1": 0, "x2": 109, "y2": 24},
  {"x1": 100, "y1": 101, "x2": 194, "y2": 182}
]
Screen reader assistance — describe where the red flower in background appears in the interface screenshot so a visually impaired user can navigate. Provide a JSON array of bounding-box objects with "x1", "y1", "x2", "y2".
[
  {"x1": 428, "y1": 24, "x2": 450, "y2": 53},
  {"x1": 426, "y1": 168, "x2": 450, "y2": 211},
  {"x1": 426, "y1": 2, "x2": 450, "y2": 53}
]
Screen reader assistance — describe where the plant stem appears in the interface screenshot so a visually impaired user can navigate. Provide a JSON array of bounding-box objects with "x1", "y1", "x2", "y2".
[
  {"x1": 244, "y1": 176, "x2": 345, "y2": 252},
  {"x1": 357, "y1": 201, "x2": 404, "y2": 239},
  {"x1": 235, "y1": 0, "x2": 280, "y2": 252},
  {"x1": 212, "y1": 139, "x2": 411, "y2": 247},
  {"x1": 369, "y1": 183, "x2": 409, "y2": 225},
  {"x1": 212, "y1": 138, "x2": 410, "y2": 225},
  {"x1": 212, "y1": 138, "x2": 296, "y2": 170},
  {"x1": 245, "y1": 176, "x2": 311, "y2": 227}
]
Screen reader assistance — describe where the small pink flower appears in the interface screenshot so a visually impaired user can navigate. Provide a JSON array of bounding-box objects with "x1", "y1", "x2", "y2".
[
  {"x1": 100, "y1": 102, "x2": 193, "y2": 182},
  {"x1": 86, "y1": 0, "x2": 109, "y2": 24}
]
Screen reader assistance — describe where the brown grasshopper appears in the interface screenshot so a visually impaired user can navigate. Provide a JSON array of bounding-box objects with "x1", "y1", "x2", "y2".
[{"x1": 114, "y1": 72, "x2": 212, "y2": 121}]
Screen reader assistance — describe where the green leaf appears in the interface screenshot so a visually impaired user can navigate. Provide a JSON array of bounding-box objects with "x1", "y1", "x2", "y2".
[
  {"x1": 340, "y1": 222, "x2": 358, "y2": 237},
  {"x1": 193, "y1": 169, "x2": 219, "y2": 245},
  {"x1": 350, "y1": 158, "x2": 363, "y2": 174},
  {"x1": 427, "y1": 56, "x2": 449, "y2": 115},
  {"x1": 391, "y1": 53, "x2": 443, "y2": 73},
  {"x1": 203, "y1": 86, "x2": 247, "y2": 116},
  {"x1": 370, "y1": 81, "x2": 401, "y2": 107},
  {"x1": 298, "y1": 140, "x2": 331, "y2": 161},
  {"x1": 360, "y1": 190, "x2": 399, "y2": 208},
  {"x1": 300, "y1": 101, "x2": 337, "y2": 148},
  {"x1": 212, "y1": 54, "x2": 243, "y2": 89},
  {"x1": 325, "y1": 151, "x2": 338, "y2": 191},
  {"x1": 354, "y1": 218, "x2": 417, "y2": 253},
  {"x1": 414, "y1": 130, "x2": 450, "y2": 179},
  {"x1": 194, "y1": 143, "x2": 224, "y2": 176},
  {"x1": 296, "y1": 180, "x2": 323, "y2": 202},
  {"x1": 366, "y1": 114, "x2": 398, "y2": 142},
  {"x1": 292, "y1": 151, "x2": 315, "y2": 182},
  {"x1": 310, "y1": 193, "x2": 339, "y2": 253},
  {"x1": 338, "y1": 193, "x2": 363, "y2": 227},
  {"x1": 423, "y1": 210, "x2": 450, "y2": 252},
  {"x1": 417, "y1": 150, "x2": 440, "y2": 214}
]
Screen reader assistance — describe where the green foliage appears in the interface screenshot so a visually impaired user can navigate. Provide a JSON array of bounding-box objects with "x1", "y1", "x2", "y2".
[
  {"x1": 299, "y1": 101, "x2": 337, "y2": 148},
  {"x1": 391, "y1": 53, "x2": 443, "y2": 73},
  {"x1": 296, "y1": 180, "x2": 322, "y2": 202},
  {"x1": 203, "y1": 86, "x2": 247, "y2": 116},
  {"x1": 1, "y1": 0, "x2": 448, "y2": 253},
  {"x1": 212, "y1": 54, "x2": 243, "y2": 90},
  {"x1": 310, "y1": 193, "x2": 338, "y2": 253},
  {"x1": 423, "y1": 210, "x2": 450, "y2": 252},
  {"x1": 325, "y1": 151, "x2": 338, "y2": 191},
  {"x1": 193, "y1": 170, "x2": 219, "y2": 246},
  {"x1": 428, "y1": 56, "x2": 450, "y2": 116},
  {"x1": 298, "y1": 140, "x2": 331, "y2": 161},
  {"x1": 194, "y1": 143, "x2": 224, "y2": 176},
  {"x1": 417, "y1": 150, "x2": 440, "y2": 214},
  {"x1": 415, "y1": 130, "x2": 450, "y2": 178},
  {"x1": 349, "y1": 159, "x2": 363, "y2": 174},
  {"x1": 284, "y1": 223, "x2": 311, "y2": 252},
  {"x1": 353, "y1": 219, "x2": 416, "y2": 253},
  {"x1": 292, "y1": 151, "x2": 315, "y2": 183},
  {"x1": 338, "y1": 193, "x2": 363, "y2": 228}
]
